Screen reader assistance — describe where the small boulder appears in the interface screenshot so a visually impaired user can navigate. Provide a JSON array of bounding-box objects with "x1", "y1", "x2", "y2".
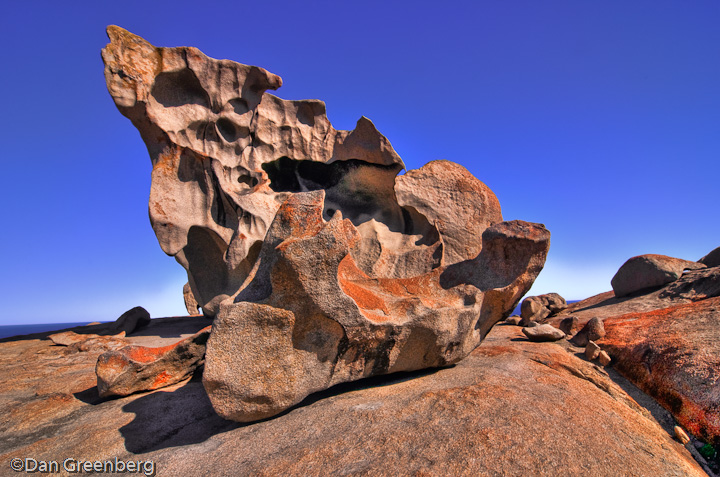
[
  {"x1": 96, "y1": 326, "x2": 211, "y2": 398},
  {"x1": 521, "y1": 297, "x2": 550, "y2": 326},
  {"x1": 522, "y1": 324, "x2": 566, "y2": 342},
  {"x1": 109, "y1": 306, "x2": 151, "y2": 335},
  {"x1": 598, "y1": 350, "x2": 612, "y2": 367},
  {"x1": 520, "y1": 293, "x2": 567, "y2": 326},
  {"x1": 183, "y1": 282, "x2": 201, "y2": 315},
  {"x1": 505, "y1": 315, "x2": 522, "y2": 325},
  {"x1": 559, "y1": 316, "x2": 580, "y2": 336},
  {"x1": 699, "y1": 246, "x2": 720, "y2": 268},
  {"x1": 611, "y1": 254, "x2": 706, "y2": 298},
  {"x1": 570, "y1": 317, "x2": 606, "y2": 347},
  {"x1": 585, "y1": 341, "x2": 601, "y2": 360}
]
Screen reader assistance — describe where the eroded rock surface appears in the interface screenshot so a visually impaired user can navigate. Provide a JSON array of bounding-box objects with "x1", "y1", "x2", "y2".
[
  {"x1": 103, "y1": 27, "x2": 551, "y2": 422},
  {"x1": 204, "y1": 192, "x2": 550, "y2": 421},
  {"x1": 183, "y1": 282, "x2": 201, "y2": 315}
]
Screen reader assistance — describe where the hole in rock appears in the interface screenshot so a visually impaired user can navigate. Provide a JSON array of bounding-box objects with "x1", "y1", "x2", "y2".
[
  {"x1": 151, "y1": 69, "x2": 210, "y2": 108},
  {"x1": 237, "y1": 175, "x2": 259, "y2": 188},
  {"x1": 229, "y1": 98, "x2": 249, "y2": 115},
  {"x1": 263, "y1": 156, "x2": 442, "y2": 279},
  {"x1": 215, "y1": 117, "x2": 240, "y2": 142}
]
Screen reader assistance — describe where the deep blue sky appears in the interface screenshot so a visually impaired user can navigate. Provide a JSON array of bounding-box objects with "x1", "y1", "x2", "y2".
[{"x1": 1, "y1": 1, "x2": 718, "y2": 324}]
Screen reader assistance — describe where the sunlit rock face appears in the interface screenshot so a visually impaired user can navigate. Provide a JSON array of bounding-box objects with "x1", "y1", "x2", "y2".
[{"x1": 103, "y1": 26, "x2": 551, "y2": 422}]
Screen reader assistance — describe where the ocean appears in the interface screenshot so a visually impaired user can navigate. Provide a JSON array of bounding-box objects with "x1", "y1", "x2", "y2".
[{"x1": 0, "y1": 322, "x2": 102, "y2": 340}]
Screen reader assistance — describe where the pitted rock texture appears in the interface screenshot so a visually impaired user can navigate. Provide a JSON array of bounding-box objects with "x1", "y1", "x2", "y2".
[
  {"x1": 611, "y1": 254, "x2": 706, "y2": 298},
  {"x1": 204, "y1": 192, "x2": 550, "y2": 421},
  {"x1": 103, "y1": 26, "x2": 407, "y2": 315},
  {"x1": 103, "y1": 27, "x2": 551, "y2": 422}
]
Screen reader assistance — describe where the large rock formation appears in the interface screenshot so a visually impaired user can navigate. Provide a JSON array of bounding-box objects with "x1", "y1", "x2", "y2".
[{"x1": 103, "y1": 26, "x2": 550, "y2": 422}]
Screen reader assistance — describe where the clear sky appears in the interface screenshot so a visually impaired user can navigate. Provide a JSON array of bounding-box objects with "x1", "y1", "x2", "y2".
[{"x1": 1, "y1": 1, "x2": 718, "y2": 324}]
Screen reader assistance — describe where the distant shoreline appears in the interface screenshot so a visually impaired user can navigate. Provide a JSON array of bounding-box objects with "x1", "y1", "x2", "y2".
[
  {"x1": 0, "y1": 322, "x2": 109, "y2": 340},
  {"x1": 0, "y1": 300, "x2": 581, "y2": 340}
]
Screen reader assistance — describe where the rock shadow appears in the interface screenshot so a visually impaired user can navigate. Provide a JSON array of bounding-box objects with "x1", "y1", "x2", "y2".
[
  {"x1": 118, "y1": 366, "x2": 445, "y2": 454},
  {"x1": 119, "y1": 372, "x2": 239, "y2": 454}
]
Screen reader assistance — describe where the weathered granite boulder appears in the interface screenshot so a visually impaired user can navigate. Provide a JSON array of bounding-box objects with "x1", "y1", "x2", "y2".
[
  {"x1": 521, "y1": 324, "x2": 565, "y2": 342},
  {"x1": 103, "y1": 27, "x2": 551, "y2": 422},
  {"x1": 569, "y1": 317, "x2": 605, "y2": 347},
  {"x1": 611, "y1": 254, "x2": 706, "y2": 297},
  {"x1": 204, "y1": 192, "x2": 550, "y2": 421},
  {"x1": 558, "y1": 316, "x2": 579, "y2": 336},
  {"x1": 520, "y1": 292, "x2": 567, "y2": 326},
  {"x1": 96, "y1": 326, "x2": 210, "y2": 397}
]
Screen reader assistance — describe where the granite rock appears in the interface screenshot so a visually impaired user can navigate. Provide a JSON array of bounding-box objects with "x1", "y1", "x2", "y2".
[
  {"x1": 103, "y1": 27, "x2": 551, "y2": 422},
  {"x1": 521, "y1": 324, "x2": 565, "y2": 342},
  {"x1": 611, "y1": 254, "x2": 706, "y2": 298},
  {"x1": 96, "y1": 326, "x2": 211, "y2": 398}
]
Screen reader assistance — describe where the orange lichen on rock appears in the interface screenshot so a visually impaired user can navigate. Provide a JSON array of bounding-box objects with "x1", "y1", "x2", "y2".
[
  {"x1": 599, "y1": 297, "x2": 720, "y2": 445},
  {"x1": 96, "y1": 326, "x2": 210, "y2": 398}
]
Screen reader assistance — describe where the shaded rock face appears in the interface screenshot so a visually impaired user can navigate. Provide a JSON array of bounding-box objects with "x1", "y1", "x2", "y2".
[
  {"x1": 700, "y1": 246, "x2": 720, "y2": 268},
  {"x1": 109, "y1": 306, "x2": 151, "y2": 335},
  {"x1": 611, "y1": 254, "x2": 706, "y2": 298},
  {"x1": 103, "y1": 27, "x2": 551, "y2": 422}
]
